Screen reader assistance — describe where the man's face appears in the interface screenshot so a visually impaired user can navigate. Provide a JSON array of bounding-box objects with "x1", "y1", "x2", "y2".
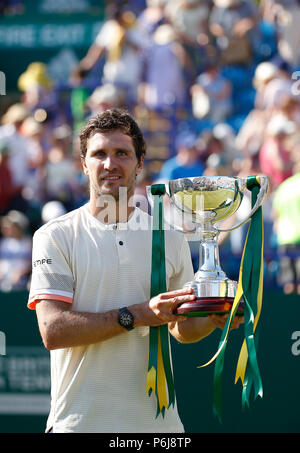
[{"x1": 82, "y1": 130, "x2": 144, "y2": 203}]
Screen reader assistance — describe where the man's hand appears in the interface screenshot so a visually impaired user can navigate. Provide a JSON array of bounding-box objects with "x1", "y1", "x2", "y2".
[
  {"x1": 208, "y1": 313, "x2": 244, "y2": 330},
  {"x1": 168, "y1": 290, "x2": 244, "y2": 343},
  {"x1": 131, "y1": 288, "x2": 194, "y2": 327},
  {"x1": 149, "y1": 288, "x2": 195, "y2": 324}
]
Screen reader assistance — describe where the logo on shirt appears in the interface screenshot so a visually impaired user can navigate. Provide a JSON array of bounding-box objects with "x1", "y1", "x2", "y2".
[{"x1": 33, "y1": 258, "x2": 52, "y2": 267}]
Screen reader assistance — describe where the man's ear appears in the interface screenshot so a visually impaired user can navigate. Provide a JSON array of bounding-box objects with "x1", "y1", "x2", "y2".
[
  {"x1": 81, "y1": 156, "x2": 89, "y2": 176},
  {"x1": 136, "y1": 154, "x2": 144, "y2": 176}
]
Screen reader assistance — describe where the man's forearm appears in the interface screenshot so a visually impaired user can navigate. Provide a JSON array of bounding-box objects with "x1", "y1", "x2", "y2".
[
  {"x1": 37, "y1": 298, "x2": 171, "y2": 350},
  {"x1": 36, "y1": 289, "x2": 200, "y2": 350},
  {"x1": 37, "y1": 300, "x2": 128, "y2": 350},
  {"x1": 169, "y1": 313, "x2": 244, "y2": 344}
]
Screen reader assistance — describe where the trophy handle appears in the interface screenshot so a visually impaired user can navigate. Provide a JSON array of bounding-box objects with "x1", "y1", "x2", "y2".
[{"x1": 217, "y1": 175, "x2": 268, "y2": 233}]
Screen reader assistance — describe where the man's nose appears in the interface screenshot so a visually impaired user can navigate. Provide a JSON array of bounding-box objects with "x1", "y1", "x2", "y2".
[{"x1": 103, "y1": 154, "x2": 117, "y2": 170}]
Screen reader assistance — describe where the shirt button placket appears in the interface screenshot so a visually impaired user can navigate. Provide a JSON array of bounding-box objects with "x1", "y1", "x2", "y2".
[{"x1": 116, "y1": 230, "x2": 128, "y2": 264}]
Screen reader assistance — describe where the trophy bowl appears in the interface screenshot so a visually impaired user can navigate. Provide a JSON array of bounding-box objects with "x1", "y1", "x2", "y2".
[{"x1": 148, "y1": 175, "x2": 268, "y2": 317}]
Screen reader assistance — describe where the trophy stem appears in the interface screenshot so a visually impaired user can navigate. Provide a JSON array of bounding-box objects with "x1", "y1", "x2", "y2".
[
  {"x1": 180, "y1": 227, "x2": 240, "y2": 315},
  {"x1": 195, "y1": 226, "x2": 227, "y2": 281}
]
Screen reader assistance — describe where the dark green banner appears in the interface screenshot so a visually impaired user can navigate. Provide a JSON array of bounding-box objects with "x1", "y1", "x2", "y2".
[
  {"x1": 172, "y1": 289, "x2": 300, "y2": 433},
  {"x1": 0, "y1": 289, "x2": 299, "y2": 432},
  {"x1": 0, "y1": 18, "x2": 103, "y2": 49}
]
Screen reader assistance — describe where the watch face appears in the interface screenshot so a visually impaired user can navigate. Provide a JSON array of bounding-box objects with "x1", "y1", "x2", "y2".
[
  {"x1": 121, "y1": 312, "x2": 133, "y2": 326},
  {"x1": 119, "y1": 308, "x2": 134, "y2": 330}
]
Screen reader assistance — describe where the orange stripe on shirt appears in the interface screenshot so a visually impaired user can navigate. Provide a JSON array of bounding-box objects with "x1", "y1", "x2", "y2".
[{"x1": 28, "y1": 293, "x2": 73, "y2": 310}]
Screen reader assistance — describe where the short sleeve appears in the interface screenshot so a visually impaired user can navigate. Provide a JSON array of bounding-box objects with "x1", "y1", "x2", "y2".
[
  {"x1": 28, "y1": 229, "x2": 74, "y2": 310},
  {"x1": 94, "y1": 20, "x2": 115, "y2": 48}
]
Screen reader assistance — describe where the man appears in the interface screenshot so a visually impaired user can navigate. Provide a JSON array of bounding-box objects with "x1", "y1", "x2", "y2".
[{"x1": 28, "y1": 109, "x2": 240, "y2": 433}]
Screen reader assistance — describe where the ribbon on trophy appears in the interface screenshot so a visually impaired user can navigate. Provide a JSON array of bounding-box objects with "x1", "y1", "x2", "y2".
[
  {"x1": 146, "y1": 184, "x2": 175, "y2": 417},
  {"x1": 199, "y1": 175, "x2": 264, "y2": 422}
]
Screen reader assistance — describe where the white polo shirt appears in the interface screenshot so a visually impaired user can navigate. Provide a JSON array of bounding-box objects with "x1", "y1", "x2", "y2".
[{"x1": 28, "y1": 204, "x2": 194, "y2": 433}]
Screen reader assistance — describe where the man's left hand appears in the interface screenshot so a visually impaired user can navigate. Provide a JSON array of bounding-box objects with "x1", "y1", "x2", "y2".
[{"x1": 208, "y1": 313, "x2": 244, "y2": 330}]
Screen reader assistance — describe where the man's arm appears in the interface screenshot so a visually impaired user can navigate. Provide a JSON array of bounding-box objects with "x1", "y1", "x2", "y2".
[
  {"x1": 77, "y1": 43, "x2": 104, "y2": 73},
  {"x1": 35, "y1": 288, "x2": 196, "y2": 350},
  {"x1": 70, "y1": 43, "x2": 104, "y2": 83},
  {"x1": 169, "y1": 312, "x2": 243, "y2": 344}
]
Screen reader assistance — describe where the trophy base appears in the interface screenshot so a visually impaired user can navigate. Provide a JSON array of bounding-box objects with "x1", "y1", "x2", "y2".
[{"x1": 176, "y1": 297, "x2": 244, "y2": 317}]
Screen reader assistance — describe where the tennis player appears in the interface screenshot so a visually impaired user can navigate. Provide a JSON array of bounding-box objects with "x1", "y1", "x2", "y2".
[{"x1": 28, "y1": 109, "x2": 241, "y2": 433}]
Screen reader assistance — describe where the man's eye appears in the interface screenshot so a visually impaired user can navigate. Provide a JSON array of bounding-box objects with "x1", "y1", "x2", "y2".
[
  {"x1": 94, "y1": 151, "x2": 105, "y2": 157},
  {"x1": 117, "y1": 150, "x2": 127, "y2": 156}
]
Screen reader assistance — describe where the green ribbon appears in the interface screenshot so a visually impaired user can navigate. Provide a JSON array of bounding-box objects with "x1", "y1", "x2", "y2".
[
  {"x1": 147, "y1": 184, "x2": 175, "y2": 417},
  {"x1": 212, "y1": 176, "x2": 264, "y2": 422},
  {"x1": 239, "y1": 178, "x2": 263, "y2": 409}
]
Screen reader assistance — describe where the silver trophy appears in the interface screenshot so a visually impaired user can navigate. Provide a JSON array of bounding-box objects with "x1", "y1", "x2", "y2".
[{"x1": 147, "y1": 175, "x2": 268, "y2": 316}]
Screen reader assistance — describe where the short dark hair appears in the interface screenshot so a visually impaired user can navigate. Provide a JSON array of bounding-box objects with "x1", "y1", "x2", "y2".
[{"x1": 79, "y1": 108, "x2": 146, "y2": 163}]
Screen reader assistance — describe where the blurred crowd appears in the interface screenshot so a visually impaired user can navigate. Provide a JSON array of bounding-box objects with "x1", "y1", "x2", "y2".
[{"x1": 0, "y1": 0, "x2": 300, "y2": 295}]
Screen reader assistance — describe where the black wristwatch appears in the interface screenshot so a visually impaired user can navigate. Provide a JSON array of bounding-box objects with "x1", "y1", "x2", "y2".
[{"x1": 118, "y1": 307, "x2": 135, "y2": 331}]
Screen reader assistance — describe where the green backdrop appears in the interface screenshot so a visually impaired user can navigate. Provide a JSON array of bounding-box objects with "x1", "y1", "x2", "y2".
[
  {"x1": 0, "y1": 6, "x2": 105, "y2": 92},
  {"x1": 0, "y1": 288, "x2": 299, "y2": 433}
]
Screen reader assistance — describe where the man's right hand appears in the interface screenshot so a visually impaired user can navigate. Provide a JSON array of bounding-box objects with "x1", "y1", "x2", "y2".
[{"x1": 131, "y1": 288, "x2": 196, "y2": 327}]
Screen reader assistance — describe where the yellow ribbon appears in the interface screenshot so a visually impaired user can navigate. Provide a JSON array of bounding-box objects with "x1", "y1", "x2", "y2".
[
  {"x1": 156, "y1": 329, "x2": 168, "y2": 411},
  {"x1": 235, "y1": 210, "x2": 264, "y2": 385},
  {"x1": 146, "y1": 331, "x2": 169, "y2": 414},
  {"x1": 146, "y1": 366, "x2": 156, "y2": 395}
]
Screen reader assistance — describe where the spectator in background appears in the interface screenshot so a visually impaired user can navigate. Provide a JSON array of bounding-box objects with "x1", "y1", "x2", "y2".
[
  {"x1": 41, "y1": 201, "x2": 67, "y2": 224},
  {"x1": 71, "y1": 6, "x2": 144, "y2": 105},
  {"x1": 158, "y1": 131, "x2": 205, "y2": 181},
  {"x1": 51, "y1": 125, "x2": 89, "y2": 210},
  {"x1": 86, "y1": 83, "x2": 126, "y2": 116},
  {"x1": 276, "y1": 96, "x2": 300, "y2": 126},
  {"x1": 255, "y1": 59, "x2": 298, "y2": 113},
  {"x1": 17, "y1": 62, "x2": 63, "y2": 126},
  {"x1": 210, "y1": 0, "x2": 260, "y2": 66},
  {"x1": 0, "y1": 143, "x2": 23, "y2": 215},
  {"x1": 136, "y1": 0, "x2": 167, "y2": 47},
  {"x1": 200, "y1": 127, "x2": 234, "y2": 175},
  {"x1": 212, "y1": 122, "x2": 238, "y2": 168},
  {"x1": 272, "y1": 170, "x2": 300, "y2": 294},
  {"x1": 190, "y1": 59, "x2": 233, "y2": 123},
  {"x1": 164, "y1": 0, "x2": 211, "y2": 76},
  {"x1": 18, "y1": 62, "x2": 53, "y2": 111},
  {"x1": 44, "y1": 125, "x2": 78, "y2": 209},
  {"x1": 0, "y1": 103, "x2": 32, "y2": 213},
  {"x1": 235, "y1": 62, "x2": 278, "y2": 159},
  {"x1": 253, "y1": 61, "x2": 283, "y2": 110},
  {"x1": 139, "y1": 24, "x2": 192, "y2": 109},
  {"x1": 21, "y1": 116, "x2": 47, "y2": 204},
  {"x1": 285, "y1": 131, "x2": 300, "y2": 171},
  {"x1": 263, "y1": 0, "x2": 300, "y2": 68},
  {"x1": 66, "y1": 134, "x2": 90, "y2": 209},
  {"x1": 259, "y1": 113, "x2": 295, "y2": 190},
  {"x1": 0, "y1": 210, "x2": 32, "y2": 292}
]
